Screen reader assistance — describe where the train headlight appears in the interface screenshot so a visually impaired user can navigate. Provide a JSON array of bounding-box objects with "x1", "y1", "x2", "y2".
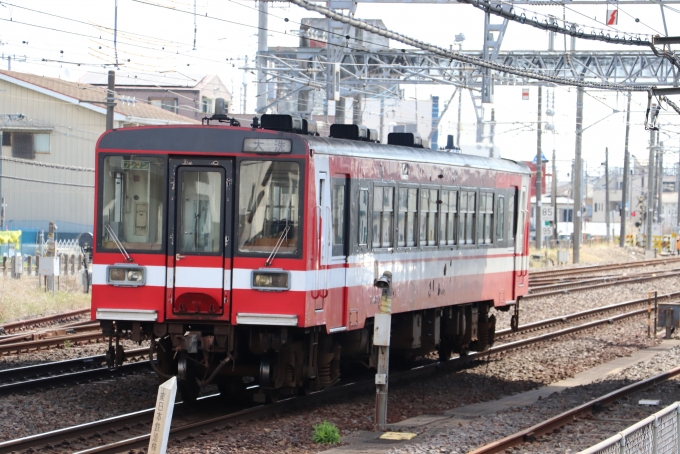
[
  {"x1": 106, "y1": 265, "x2": 146, "y2": 287},
  {"x1": 251, "y1": 269, "x2": 290, "y2": 291}
]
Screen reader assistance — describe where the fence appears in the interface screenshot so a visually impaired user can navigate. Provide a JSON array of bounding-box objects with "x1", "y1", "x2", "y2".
[
  {"x1": 0, "y1": 253, "x2": 87, "y2": 278},
  {"x1": 579, "y1": 402, "x2": 679, "y2": 454}
]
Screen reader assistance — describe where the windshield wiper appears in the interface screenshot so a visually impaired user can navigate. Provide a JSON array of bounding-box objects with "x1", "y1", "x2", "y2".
[
  {"x1": 104, "y1": 223, "x2": 133, "y2": 263},
  {"x1": 265, "y1": 223, "x2": 291, "y2": 267}
]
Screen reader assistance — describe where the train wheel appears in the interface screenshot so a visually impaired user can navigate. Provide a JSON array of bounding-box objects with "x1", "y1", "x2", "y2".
[
  {"x1": 510, "y1": 315, "x2": 519, "y2": 332},
  {"x1": 217, "y1": 378, "x2": 253, "y2": 404},
  {"x1": 177, "y1": 351, "x2": 200, "y2": 403}
]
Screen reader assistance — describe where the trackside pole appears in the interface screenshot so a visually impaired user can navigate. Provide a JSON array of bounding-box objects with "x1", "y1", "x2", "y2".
[
  {"x1": 148, "y1": 376, "x2": 177, "y2": 454},
  {"x1": 374, "y1": 271, "x2": 392, "y2": 431}
]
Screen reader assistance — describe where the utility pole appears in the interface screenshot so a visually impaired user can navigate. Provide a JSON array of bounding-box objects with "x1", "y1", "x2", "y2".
[
  {"x1": 646, "y1": 128, "x2": 656, "y2": 252},
  {"x1": 573, "y1": 86, "x2": 584, "y2": 264},
  {"x1": 620, "y1": 92, "x2": 631, "y2": 247},
  {"x1": 106, "y1": 70, "x2": 115, "y2": 131},
  {"x1": 379, "y1": 97, "x2": 385, "y2": 143},
  {"x1": 552, "y1": 148, "x2": 558, "y2": 240},
  {"x1": 536, "y1": 86, "x2": 543, "y2": 249},
  {"x1": 489, "y1": 108, "x2": 496, "y2": 157},
  {"x1": 656, "y1": 143, "x2": 663, "y2": 224},
  {"x1": 676, "y1": 147, "x2": 680, "y2": 227},
  {"x1": 604, "y1": 147, "x2": 611, "y2": 242},
  {"x1": 256, "y1": 0, "x2": 268, "y2": 114}
]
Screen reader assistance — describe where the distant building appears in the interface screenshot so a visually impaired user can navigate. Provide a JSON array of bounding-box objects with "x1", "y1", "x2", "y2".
[
  {"x1": 0, "y1": 70, "x2": 197, "y2": 248},
  {"x1": 80, "y1": 72, "x2": 232, "y2": 122}
]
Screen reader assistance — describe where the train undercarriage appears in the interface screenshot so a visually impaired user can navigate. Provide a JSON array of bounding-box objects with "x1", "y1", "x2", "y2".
[{"x1": 101, "y1": 301, "x2": 506, "y2": 402}]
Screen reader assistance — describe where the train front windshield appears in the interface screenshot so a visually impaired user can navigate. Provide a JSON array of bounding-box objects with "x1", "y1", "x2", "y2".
[
  {"x1": 99, "y1": 156, "x2": 166, "y2": 251},
  {"x1": 237, "y1": 160, "x2": 300, "y2": 255}
]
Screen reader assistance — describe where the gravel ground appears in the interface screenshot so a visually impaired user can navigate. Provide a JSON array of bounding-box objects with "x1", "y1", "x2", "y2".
[
  {"x1": 388, "y1": 344, "x2": 680, "y2": 454},
  {"x1": 0, "y1": 255, "x2": 677, "y2": 452},
  {"x1": 162, "y1": 308, "x2": 666, "y2": 453}
]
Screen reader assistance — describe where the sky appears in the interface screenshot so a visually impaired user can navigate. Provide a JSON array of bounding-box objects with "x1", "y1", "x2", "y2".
[{"x1": 0, "y1": 0, "x2": 679, "y2": 181}]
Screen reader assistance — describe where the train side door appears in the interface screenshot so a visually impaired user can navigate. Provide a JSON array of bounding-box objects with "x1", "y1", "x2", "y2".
[
  {"x1": 514, "y1": 186, "x2": 528, "y2": 287},
  {"x1": 328, "y1": 176, "x2": 349, "y2": 331},
  {"x1": 167, "y1": 158, "x2": 233, "y2": 319}
]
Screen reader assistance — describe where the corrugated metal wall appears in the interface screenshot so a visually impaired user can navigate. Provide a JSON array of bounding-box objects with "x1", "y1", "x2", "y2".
[{"x1": 0, "y1": 79, "x2": 102, "y2": 234}]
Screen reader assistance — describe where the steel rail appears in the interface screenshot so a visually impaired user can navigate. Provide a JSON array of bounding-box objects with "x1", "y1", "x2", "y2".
[
  {"x1": 0, "y1": 348, "x2": 150, "y2": 390},
  {"x1": 497, "y1": 291, "x2": 680, "y2": 338},
  {"x1": 0, "y1": 322, "x2": 101, "y2": 346},
  {"x1": 0, "y1": 331, "x2": 106, "y2": 356},
  {"x1": 467, "y1": 365, "x2": 680, "y2": 454},
  {"x1": 523, "y1": 270, "x2": 678, "y2": 300},
  {"x1": 529, "y1": 257, "x2": 680, "y2": 279},
  {"x1": 0, "y1": 308, "x2": 90, "y2": 334},
  {"x1": 5, "y1": 307, "x2": 654, "y2": 454},
  {"x1": 528, "y1": 269, "x2": 680, "y2": 294}
]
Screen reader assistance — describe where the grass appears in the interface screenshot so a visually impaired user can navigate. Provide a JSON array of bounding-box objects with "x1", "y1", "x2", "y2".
[
  {"x1": 529, "y1": 243, "x2": 644, "y2": 269},
  {"x1": 0, "y1": 273, "x2": 91, "y2": 325},
  {"x1": 311, "y1": 420, "x2": 341, "y2": 445}
]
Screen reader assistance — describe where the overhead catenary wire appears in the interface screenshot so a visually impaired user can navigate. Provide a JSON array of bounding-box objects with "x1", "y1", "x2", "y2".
[
  {"x1": 0, "y1": 156, "x2": 94, "y2": 172},
  {"x1": 286, "y1": 0, "x2": 651, "y2": 92},
  {"x1": 0, "y1": 175, "x2": 93, "y2": 188}
]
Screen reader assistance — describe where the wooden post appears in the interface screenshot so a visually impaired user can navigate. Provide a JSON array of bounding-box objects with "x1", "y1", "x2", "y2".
[
  {"x1": 648, "y1": 293, "x2": 652, "y2": 338},
  {"x1": 27, "y1": 256, "x2": 32, "y2": 276},
  {"x1": 70, "y1": 255, "x2": 75, "y2": 276},
  {"x1": 654, "y1": 291, "x2": 658, "y2": 337},
  {"x1": 148, "y1": 376, "x2": 177, "y2": 454}
]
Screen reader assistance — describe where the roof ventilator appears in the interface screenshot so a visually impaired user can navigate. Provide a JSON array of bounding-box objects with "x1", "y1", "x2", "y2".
[
  {"x1": 387, "y1": 132, "x2": 424, "y2": 148},
  {"x1": 329, "y1": 124, "x2": 379, "y2": 143},
  {"x1": 257, "y1": 114, "x2": 319, "y2": 136},
  {"x1": 202, "y1": 98, "x2": 240, "y2": 126}
]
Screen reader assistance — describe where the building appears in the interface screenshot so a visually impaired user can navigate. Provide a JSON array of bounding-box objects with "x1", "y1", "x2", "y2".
[
  {"x1": 0, "y1": 70, "x2": 197, "y2": 249},
  {"x1": 80, "y1": 72, "x2": 232, "y2": 121}
]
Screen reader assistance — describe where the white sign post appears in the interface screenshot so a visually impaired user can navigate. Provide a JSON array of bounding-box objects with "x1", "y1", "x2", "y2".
[{"x1": 148, "y1": 376, "x2": 177, "y2": 454}]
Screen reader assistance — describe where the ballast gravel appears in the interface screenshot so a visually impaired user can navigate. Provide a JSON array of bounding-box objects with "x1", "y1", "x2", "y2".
[{"x1": 0, "y1": 255, "x2": 677, "y2": 453}]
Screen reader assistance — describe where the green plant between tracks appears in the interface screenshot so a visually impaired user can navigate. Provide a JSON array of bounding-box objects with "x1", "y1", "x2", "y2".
[{"x1": 312, "y1": 420, "x2": 340, "y2": 445}]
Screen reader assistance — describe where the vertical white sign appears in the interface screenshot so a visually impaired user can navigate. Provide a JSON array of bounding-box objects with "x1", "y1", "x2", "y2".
[{"x1": 148, "y1": 377, "x2": 177, "y2": 454}]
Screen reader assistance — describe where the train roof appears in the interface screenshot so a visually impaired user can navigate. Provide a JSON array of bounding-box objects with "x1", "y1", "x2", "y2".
[
  {"x1": 304, "y1": 136, "x2": 531, "y2": 176},
  {"x1": 97, "y1": 125, "x2": 530, "y2": 176}
]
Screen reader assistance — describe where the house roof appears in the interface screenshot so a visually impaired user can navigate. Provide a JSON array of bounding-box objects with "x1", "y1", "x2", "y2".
[
  {"x1": 0, "y1": 70, "x2": 198, "y2": 125},
  {"x1": 79, "y1": 72, "x2": 223, "y2": 91}
]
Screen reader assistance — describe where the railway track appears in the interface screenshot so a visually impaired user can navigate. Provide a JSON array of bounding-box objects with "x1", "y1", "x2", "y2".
[
  {"x1": 0, "y1": 308, "x2": 90, "y2": 335},
  {"x1": 467, "y1": 364, "x2": 680, "y2": 454},
  {"x1": 0, "y1": 348, "x2": 150, "y2": 395},
  {"x1": 0, "y1": 300, "x2": 665, "y2": 454},
  {"x1": 528, "y1": 256, "x2": 680, "y2": 282},
  {"x1": 529, "y1": 268, "x2": 680, "y2": 296}
]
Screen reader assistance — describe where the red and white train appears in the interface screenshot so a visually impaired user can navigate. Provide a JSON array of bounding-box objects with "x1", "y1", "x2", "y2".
[{"x1": 92, "y1": 105, "x2": 531, "y2": 401}]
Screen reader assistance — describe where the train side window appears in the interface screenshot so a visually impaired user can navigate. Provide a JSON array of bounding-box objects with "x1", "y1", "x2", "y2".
[
  {"x1": 479, "y1": 192, "x2": 494, "y2": 244},
  {"x1": 373, "y1": 186, "x2": 394, "y2": 248},
  {"x1": 508, "y1": 194, "x2": 516, "y2": 240},
  {"x1": 439, "y1": 190, "x2": 457, "y2": 246},
  {"x1": 419, "y1": 188, "x2": 438, "y2": 246},
  {"x1": 358, "y1": 189, "x2": 369, "y2": 246},
  {"x1": 496, "y1": 196, "x2": 505, "y2": 242},
  {"x1": 397, "y1": 187, "x2": 418, "y2": 247},
  {"x1": 332, "y1": 178, "x2": 348, "y2": 256},
  {"x1": 459, "y1": 190, "x2": 476, "y2": 245}
]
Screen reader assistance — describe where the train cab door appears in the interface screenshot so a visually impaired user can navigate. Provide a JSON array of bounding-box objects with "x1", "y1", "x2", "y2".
[
  {"x1": 167, "y1": 158, "x2": 233, "y2": 320},
  {"x1": 513, "y1": 186, "x2": 528, "y2": 288}
]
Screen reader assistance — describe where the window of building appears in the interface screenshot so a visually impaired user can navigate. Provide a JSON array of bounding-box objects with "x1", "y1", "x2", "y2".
[
  {"x1": 150, "y1": 98, "x2": 179, "y2": 114},
  {"x1": 7, "y1": 132, "x2": 51, "y2": 159},
  {"x1": 419, "y1": 188, "x2": 438, "y2": 246},
  {"x1": 201, "y1": 97, "x2": 214, "y2": 114},
  {"x1": 439, "y1": 189, "x2": 457, "y2": 246},
  {"x1": 358, "y1": 189, "x2": 369, "y2": 246},
  {"x1": 459, "y1": 191, "x2": 476, "y2": 245},
  {"x1": 372, "y1": 186, "x2": 394, "y2": 248},
  {"x1": 496, "y1": 196, "x2": 505, "y2": 241},
  {"x1": 397, "y1": 187, "x2": 418, "y2": 247}
]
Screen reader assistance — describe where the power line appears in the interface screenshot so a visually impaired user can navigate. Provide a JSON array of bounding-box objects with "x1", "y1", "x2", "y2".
[
  {"x1": 288, "y1": 0, "x2": 651, "y2": 92},
  {"x1": 0, "y1": 175, "x2": 93, "y2": 188},
  {"x1": 0, "y1": 156, "x2": 94, "y2": 172}
]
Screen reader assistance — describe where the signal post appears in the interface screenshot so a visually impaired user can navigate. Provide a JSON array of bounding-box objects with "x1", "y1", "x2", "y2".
[{"x1": 373, "y1": 271, "x2": 392, "y2": 431}]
